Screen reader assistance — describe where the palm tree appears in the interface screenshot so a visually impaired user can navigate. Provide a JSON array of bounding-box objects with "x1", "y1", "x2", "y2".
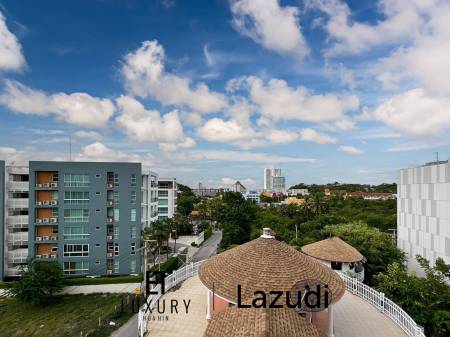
[{"x1": 142, "y1": 219, "x2": 171, "y2": 265}]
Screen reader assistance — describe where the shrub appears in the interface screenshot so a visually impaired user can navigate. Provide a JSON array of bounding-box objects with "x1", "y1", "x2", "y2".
[{"x1": 204, "y1": 224, "x2": 213, "y2": 240}]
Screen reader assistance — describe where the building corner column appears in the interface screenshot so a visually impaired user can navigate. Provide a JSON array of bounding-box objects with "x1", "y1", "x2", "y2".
[
  {"x1": 206, "y1": 289, "x2": 212, "y2": 320},
  {"x1": 328, "y1": 304, "x2": 334, "y2": 337}
]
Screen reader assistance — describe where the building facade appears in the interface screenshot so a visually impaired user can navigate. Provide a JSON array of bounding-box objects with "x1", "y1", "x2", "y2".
[
  {"x1": 231, "y1": 181, "x2": 246, "y2": 193},
  {"x1": 29, "y1": 161, "x2": 142, "y2": 277},
  {"x1": 1, "y1": 163, "x2": 29, "y2": 280},
  {"x1": 141, "y1": 170, "x2": 159, "y2": 228},
  {"x1": 263, "y1": 168, "x2": 286, "y2": 193},
  {"x1": 398, "y1": 159, "x2": 450, "y2": 273},
  {"x1": 158, "y1": 178, "x2": 177, "y2": 220},
  {"x1": 243, "y1": 190, "x2": 260, "y2": 204},
  {"x1": 287, "y1": 188, "x2": 309, "y2": 196}
]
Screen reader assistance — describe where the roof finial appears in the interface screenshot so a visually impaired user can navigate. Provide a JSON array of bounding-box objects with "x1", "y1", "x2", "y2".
[{"x1": 261, "y1": 227, "x2": 274, "y2": 239}]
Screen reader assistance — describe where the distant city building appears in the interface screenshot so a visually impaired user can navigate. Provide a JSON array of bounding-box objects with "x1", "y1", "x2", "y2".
[
  {"x1": 263, "y1": 168, "x2": 285, "y2": 193},
  {"x1": 192, "y1": 187, "x2": 229, "y2": 198},
  {"x1": 345, "y1": 192, "x2": 395, "y2": 200},
  {"x1": 287, "y1": 188, "x2": 309, "y2": 196},
  {"x1": 243, "y1": 191, "x2": 260, "y2": 204},
  {"x1": 0, "y1": 162, "x2": 29, "y2": 280},
  {"x1": 141, "y1": 171, "x2": 159, "y2": 228},
  {"x1": 398, "y1": 159, "x2": 450, "y2": 274},
  {"x1": 158, "y1": 178, "x2": 177, "y2": 220},
  {"x1": 231, "y1": 181, "x2": 246, "y2": 193}
]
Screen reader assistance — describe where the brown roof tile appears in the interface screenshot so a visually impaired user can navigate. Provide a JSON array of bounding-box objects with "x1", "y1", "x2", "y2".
[
  {"x1": 204, "y1": 307, "x2": 326, "y2": 337},
  {"x1": 302, "y1": 237, "x2": 365, "y2": 263},
  {"x1": 198, "y1": 236, "x2": 345, "y2": 305}
]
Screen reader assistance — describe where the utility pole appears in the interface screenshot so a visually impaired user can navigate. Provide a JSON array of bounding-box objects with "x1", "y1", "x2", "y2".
[
  {"x1": 295, "y1": 224, "x2": 298, "y2": 240},
  {"x1": 143, "y1": 240, "x2": 148, "y2": 297}
]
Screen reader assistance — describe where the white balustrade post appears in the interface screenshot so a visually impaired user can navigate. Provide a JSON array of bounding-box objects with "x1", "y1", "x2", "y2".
[
  {"x1": 328, "y1": 304, "x2": 334, "y2": 337},
  {"x1": 206, "y1": 289, "x2": 213, "y2": 320},
  {"x1": 379, "y1": 292, "x2": 385, "y2": 312}
]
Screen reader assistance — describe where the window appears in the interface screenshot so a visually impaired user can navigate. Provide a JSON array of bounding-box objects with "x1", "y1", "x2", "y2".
[
  {"x1": 131, "y1": 191, "x2": 137, "y2": 205},
  {"x1": 64, "y1": 174, "x2": 90, "y2": 187},
  {"x1": 95, "y1": 174, "x2": 101, "y2": 178},
  {"x1": 158, "y1": 207, "x2": 168, "y2": 214},
  {"x1": 95, "y1": 191, "x2": 101, "y2": 195},
  {"x1": 114, "y1": 208, "x2": 119, "y2": 221},
  {"x1": 131, "y1": 242, "x2": 136, "y2": 255},
  {"x1": 130, "y1": 225, "x2": 136, "y2": 239},
  {"x1": 158, "y1": 190, "x2": 168, "y2": 197},
  {"x1": 114, "y1": 243, "x2": 119, "y2": 256},
  {"x1": 131, "y1": 209, "x2": 136, "y2": 222},
  {"x1": 114, "y1": 260, "x2": 119, "y2": 273},
  {"x1": 52, "y1": 173, "x2": 59, "y2": 182},
  {"x1": 96, "y1": 209, "x2": 100, "y2": 212},
  {"x1": 114, "y1": 226, "x2": 119, "y2": 240},
  {"x1": 63, "y1": 226, "x2": 89, "y2": 240},
  {"x1": 114, "y1": 191, "x2": 119, "y2": 204},
  {"x1": 64, "y1": 209, "x2": 89, "y2": 222},
  {"x1": 64, "y1": 244, "x2": 89, "y2": 257},
  {"x1": 95, "y1": 226, "x2": 100, "y2": 230},
  {"x1": 130, "y1": 259, "x2": 136, "y2": 273},
  {"x1": 64, "y1": 191, "x2": 89, "y2": 204},
  {"x1": 131, "y1": 174, "x2": 137, "y2": 187},
  {"x1": 95, "y1": 243, "x2": 100, "y2": 247},
  {"x1": 158, "y1": 199, "x2": 168, "y2": 206},
  {"x1": 52, "y1": 208, "x2": 59, "y2": 217},
  {"x1": 114, "y1": 173, "x2": 119, "y2": 187},
  {"x1": 64, "y1": 261, "x2": 89, "y2": 275},
  {"x1": 51, "y1": 246, "x2": 58, "y2": 252}
]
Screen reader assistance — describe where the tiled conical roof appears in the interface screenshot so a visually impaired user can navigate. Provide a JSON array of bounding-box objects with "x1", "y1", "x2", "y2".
[
  {"x1": 198, "y1": 233, "x2": 345, "y2": 304},
  {"x1": 302, "y1": 237, "x2": 365, "y2": 263},
  {"x1": 204, "y1": 307, "x2": 326, "y2": 337}
]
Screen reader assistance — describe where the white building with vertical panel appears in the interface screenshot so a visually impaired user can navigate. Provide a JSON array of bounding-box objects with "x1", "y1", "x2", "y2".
[
  {"x1": 397, "y1": 159, "x2": 450, "y2": 274},
  {"x1": 263, "y1": 168, "x2": 286, "y2": 193},
  {"x1": 141, "y1": 170, "x2": 159, "y2": 228},
  {"x1": 158, "y1": 178, "x2": 177, "y2": 220}
]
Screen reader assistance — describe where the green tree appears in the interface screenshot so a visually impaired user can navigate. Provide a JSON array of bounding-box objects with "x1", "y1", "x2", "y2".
[
  {"x1": 219, "y1": 192, "x2": 257, "y2": 249},
  {"x1": 324, "y1": 221, "x2": 405, "y2": 285},
  {"x1": 11, "y1": 259, "x2": 64, "y2": 305},
  {"x1": 143, "y1": 219, "x2": 171, "y2": 261},
  {"x1": 376, "y1": 257, "x2": 450, "y2": 337}
]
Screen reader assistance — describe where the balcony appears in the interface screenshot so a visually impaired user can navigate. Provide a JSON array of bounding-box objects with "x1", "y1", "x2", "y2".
[
  {"x1": 7, "y1": 181, "x2": 29, "y2": 191},
  {"x1": 7, "y1": 232, "x2": 28, "y2": 247},
  {"x1": 107, "y1": 217, "x2": 114, "y2": 223},
  {"x1": 7, "y1": 198, "x2": 29, "y2": 208},
  {"x1": 35, "y1": 217, "x2": 58, "y2": 225},
  {"x1": 35, "y1": 253, "x2": 58, "y2": 259},
  {"x1": 6, "y1": 215, "x2": 28, "y2": 225},
  {"x1": 107, "y1": 199, "x2": 114, "y2": 206},
  {"x1": 8, "y1": 250, "x2": 28, "y2": 264},
  {"x1": 106, "y1": 182, "x2": 114, "y2": 188},
  {"x1": 35, "y1": 182, "x2": 59, "y2": 189},
  {"x1": 36, "y1": 199, "x2": 58, "y2": 207},
  {"x1": 35, "y1": 235, "x2": 58, "y2": 242}
]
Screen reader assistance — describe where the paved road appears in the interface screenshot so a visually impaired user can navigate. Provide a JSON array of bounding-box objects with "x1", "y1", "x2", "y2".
[
  {"x1": 192, "y1": 230, "x2": 222, "y2": 262},
  {"x1": 110, "y1": 231, "x2": 222, "y2": 337}
]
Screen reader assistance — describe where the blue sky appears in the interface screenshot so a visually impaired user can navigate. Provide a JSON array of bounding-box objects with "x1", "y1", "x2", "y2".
[{"x1": 0, "y1": 0, "x2": 449, "y2": 188}]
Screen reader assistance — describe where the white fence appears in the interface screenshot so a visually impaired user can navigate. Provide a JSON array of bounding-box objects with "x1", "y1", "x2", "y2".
[
  {"x1": 338, "y1": 272, "x2": 425, "y2": 337},
  {"x1": 138, "y1": 261, "x2": 203, "y2": 337},
  {"x1": 138, "y1": 261, "x2": 425, "y2": 337}
]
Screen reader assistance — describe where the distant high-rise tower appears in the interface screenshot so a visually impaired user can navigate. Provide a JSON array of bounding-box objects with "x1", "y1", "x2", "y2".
[{"x1": 263, "y1": 168, "x2": 285, "y2": 193}]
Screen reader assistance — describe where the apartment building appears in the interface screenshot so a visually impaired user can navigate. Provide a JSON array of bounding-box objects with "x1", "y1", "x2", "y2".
[
  {"x1": 0, "y1": 162, "x2": 29, "y2": 280},
  {"x1": 158, "y1": 178, "x2": 177, "y2": 220},
  {"x1": 141, "y1": 170, "x2": 159, "y2": 228},
  {"x1": 398, "y1": 159, "x2": 450, "y2": 273},
  {"x1": 263, "y1": 168, "x2": 286, "y2": 193},
  {"x1": 29, "y1": 161, "x2": 142, "y2": 277}
]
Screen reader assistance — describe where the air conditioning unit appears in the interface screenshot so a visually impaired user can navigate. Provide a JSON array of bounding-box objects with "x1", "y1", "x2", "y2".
[
  {"x1": 51, "y1": 236, "x2": 57, "y2": 241},
  {"x1": 43, "y1": 183, "x2": 50, "y2": 188},
  {"x1": 35, "y1": 254, "x2": 42, "y2": 258},
  {"x1": 107, "y1": 183, "x2": 113, "y2": 188},
  {"x1": 36, "y1": 201, "x2": 42, "y2": 206},
  {"x1": 107, "y1": 218, "x2": 113, "y2": 223},
  {"x1": 107, "y1": 235, "x2": 113, "y2": 240},
  {"x1": 51, "y1": 200, "x2": 58, "y2": 205},
  {"x1": 36, "y1": 184, "x2": 42, "y2": 188},
  {"x1": 50, "y1": 217, "x2": 57, "y2": 223},
  {"x1": 42, "y1": 254, "x2": 49, "y2": 258},
  {"x1": 50, "y1": 254, "x2": 57, "y2": 258},
  {"x1": 107, "y1": 270, "x2": 113, "y2": 275},
  {"x1": 43, "y1": 236, "x2": 50, "y2": 241},
  {"x1": 36, "y1": 236, "x2": 42, "y2": 241},
  {"x1": 107, "y1": 252, "x2": 113, "y2": 257},
  {"x1": 107, "y1": 200, "x2": 113, "y2": 206},
  {"x1": 43, "y1": 200, "x2": 50, "y2": 206},
  {"x1": 51, "y1": 182, "x2": 58, "y2": 188},
  {"x1": 37, "y1": 219, "x2": 43, "y2": 223},
  {"x1": 43, "y1": 218, "x2": 49, "y2": 223}
]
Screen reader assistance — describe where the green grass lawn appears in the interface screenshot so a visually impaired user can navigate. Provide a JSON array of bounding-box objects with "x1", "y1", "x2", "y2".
[
  {"x1": 0, "y1": 293, "x2": 137, "y2": 337},
  {"x1": 64, "y1": 274, "x2": 143, "y2": 286}
]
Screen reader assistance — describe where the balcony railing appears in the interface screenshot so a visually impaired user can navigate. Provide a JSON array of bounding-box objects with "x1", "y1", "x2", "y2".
[
  {"x1": 36, "y1": 217, "x2": 58, "y2": 224},
  {"x1": 35, "y1": 182, "x2": 58, "y2": 189},
  {"x1": 35, "y1": 236, "x2": 58, "y2": 242},
  {"x1": 7, "y1": 232, "x2": 28, "y2": 244},
  {"x1": 6, "y1": 215, "x2": 28, "y2": 225},
  {"x1": 36, "y1": 200, "x2": 58, "y2": 207},
  {"x1": 8, "y1": 251, "x2": 28, "y2": 263},
  {"x1": 7, "y1": 198, "x2": 29, "y2": 208},
  {"x1": 7, "y1": 181, "x2": 29, "y2": 191}
]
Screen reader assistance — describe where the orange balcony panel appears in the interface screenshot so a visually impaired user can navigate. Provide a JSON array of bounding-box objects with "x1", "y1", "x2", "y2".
[
  {"x1": 36, "y1": 191, "x2": 55, "y2": 202},
  {"x1": 36, "y1": 243, "x2": 53, "y2": 255},
  {"x1": 37, "y1": 208, "x2": 53, "y2": 218},
  {"x1": 37, "y1": 226, "x2": 54, "y2": 237},
  {"x1": 36, "y1": 171, "x2": 57, "y2": 184}
]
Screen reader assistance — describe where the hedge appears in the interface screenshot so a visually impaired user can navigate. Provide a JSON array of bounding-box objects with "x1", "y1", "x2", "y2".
[
  {"x1": 64, "y1": 275, "x2": 143, "y2": 286},
  {"x1": 204, "y1": 224, "x2": 213, "y2": 241}
]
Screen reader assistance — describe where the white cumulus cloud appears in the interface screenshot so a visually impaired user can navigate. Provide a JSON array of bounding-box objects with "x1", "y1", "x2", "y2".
[
  {"x1": 299, "y1": 128, "x2": 337, "y2": 144},
  {"x1": 0, "y1": 80, "x2": 115, "y2": 127},
  {"x1": 121, "y1": 40, "x2": 227, "y2": 113},
  {"x1": 0, "y1": 11, "x2": 26, "y2": 71},
  {"x1": 230, "y1": 0, "x2": 309, "y2": 58},
  {"x1": 338, "y1": 145, "x2": 364, "y2": 156}
]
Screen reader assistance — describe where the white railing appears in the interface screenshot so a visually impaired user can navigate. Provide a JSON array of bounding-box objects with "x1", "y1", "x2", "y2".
[
  {"x1": 7, "y1": 198, "x2": 29, "y2": 208},
  {"x1": 7, "y1": 181, "x2": 29, "y2": 191},
  {"x1": 6, "y1": 215, "x2": 28, "y2": 225},
  {"x1": 338, "y1": 272, "x2": 425, "y2": 337},
  {"x1": 137, "y1": 261, "x2": 425, "y2": 337},
  {"x1": 138, "y1": 261, "x2": 203, "y2": 337}
]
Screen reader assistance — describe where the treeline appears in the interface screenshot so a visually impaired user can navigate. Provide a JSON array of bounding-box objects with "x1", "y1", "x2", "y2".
[{"x1": 290, "y1": 182, "x2": 397, "y2": 194}]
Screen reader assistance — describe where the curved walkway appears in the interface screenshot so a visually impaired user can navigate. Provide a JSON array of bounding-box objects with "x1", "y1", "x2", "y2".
[{"x1": 147, "y1": 275, "x2": 408, "y2": 337}]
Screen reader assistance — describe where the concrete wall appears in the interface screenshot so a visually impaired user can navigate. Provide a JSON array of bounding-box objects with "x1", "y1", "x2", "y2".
[
  {"x1": 29, "y1": 161, "x2": 142, "y2": 276},
  {"x1": 398, "y1": 160, "x2": 450, "y2": 274}
]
